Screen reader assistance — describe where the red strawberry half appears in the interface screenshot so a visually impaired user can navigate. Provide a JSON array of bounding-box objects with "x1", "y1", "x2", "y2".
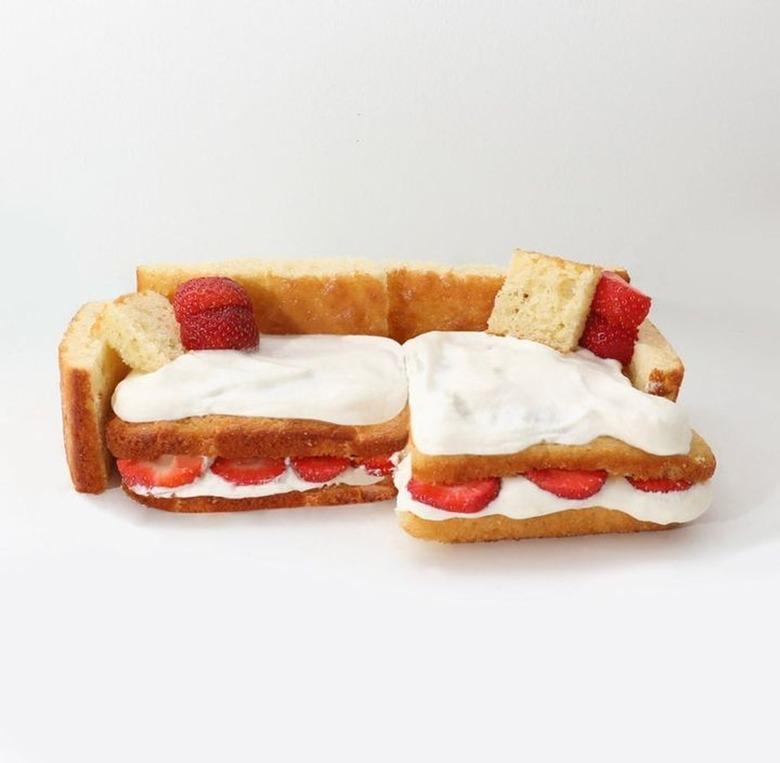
[
  {"x1": 407, "y1": 477, "x2": 501, "y2": 513},
  {"x1": 173, "y1": 277, "x2": 253, "y2": 322},
  {"x1": 627, "y1": 477, "x2": 693, "y2": 493},
  {"x1": 579, "y1": 313, "x2": 637, "y2": 366},
  {"x1": 179, "y1": 305, "x2": 259, "y2": 351},
  {"x1": 291, "y1": 456, "x2": 351, "y2": 483},
  {"x1": 590, "y1": 271, "x2": 652, "y2": 330},
  {"x1": 117, "y1": 454, "x2": 205, "y2": 488},
  {"x1": 352, "y1": 455, "x2": 395, "y2": 476},
  {"x1": 211, "y1": 457, "x2": 286, "y2": 485},
  {"x1": 525, "y1": 468, "x2": 608, "y2": 499}
]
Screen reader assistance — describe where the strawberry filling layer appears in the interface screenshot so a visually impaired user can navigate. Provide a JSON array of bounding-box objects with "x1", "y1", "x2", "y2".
[
  {"x1": 408, "y1": 476, "x2": 501, "y2": 513},
  {"x1": 394, "y1": 457, "x2": 712, "y2": 525},
  {"x1": 525, "y1": 468, "x2": 608, "y2": 499},
  {"x1": 174, "y1": 277, "x2": 259, "y2": 351},
  {"x1": 118, "y1": 453, "x2": 399, "y2": 499},
  {"x1": 401, "y1": 461, "x2": 699, "y2": 515},
  {"x1": 117, "y1": 455, "x2": 206, "y2": 489}
]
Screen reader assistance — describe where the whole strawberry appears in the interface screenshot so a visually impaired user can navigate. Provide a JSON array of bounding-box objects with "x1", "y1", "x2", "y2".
[
  {"x1": 180, "y1": 306, "x2": 259, "y2": 351},
  {"x1": 173, "y1": 277, "x2": 253, "y2": 322},
  {"x1": 579, "y1": 313, "x2": 637, "y2": 366},
  {"x1": 590, "y1": 271, "x2": 651, "y2": 331},
  {"x1": 173, "y1": 277, "x2": 259, "y2": 351}
]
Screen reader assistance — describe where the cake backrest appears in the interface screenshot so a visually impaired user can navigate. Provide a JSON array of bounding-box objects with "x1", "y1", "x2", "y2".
[{"x1": 137, "y1": 258, "x2": 389, "y2": 336}]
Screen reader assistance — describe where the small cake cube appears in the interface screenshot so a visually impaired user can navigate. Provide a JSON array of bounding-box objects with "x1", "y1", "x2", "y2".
[{"x1": 487, "y1": 250, "x2": 602, "y2": 352}]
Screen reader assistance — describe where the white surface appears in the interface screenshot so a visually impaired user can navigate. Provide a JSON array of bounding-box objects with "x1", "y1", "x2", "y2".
[
  {"x1": 1, "y1": 2, "x2": 779, "y2": 762},
  {"x1": 113, "y1": 336, "x2": 407, "y2": 424},
  {"x1": 403, "y1": 331, "x2": 691, "y2": 455}
]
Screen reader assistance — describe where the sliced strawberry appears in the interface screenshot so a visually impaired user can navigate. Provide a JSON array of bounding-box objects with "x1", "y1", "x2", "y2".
[
  {"x1": 117, "y1": 454, "x2": 205, "y2": 488},
  {"x1": 525, "y1": 468, "x2": 608, "y2": 499},
  {"x1": 590, "y1": 271, "x2": 652, "y2": 330},
  {"x1": 173, "y1": 277, "x2": 253, "y2": 322},
  {"x1": 579, "y1": 313, "x2": 637, "y2": 365},
  {"x1": 179, "y1": 305, "x2": 259, "y2": 351},
  {"x1": 291, "y1": 456, "x2": 351, "y2": 483},
  {"x1": 211, "y1": 457, "x2": 286, "y2": 485},
  {"x1": 407, "y1": 477, "x2": 501, "y2": 513},
  {"x1": 352, "y1": 455, "x2": 395, "y2": 476},
  {"x1": 627, "y1": 477, "x2": 693, "y2": 493}
]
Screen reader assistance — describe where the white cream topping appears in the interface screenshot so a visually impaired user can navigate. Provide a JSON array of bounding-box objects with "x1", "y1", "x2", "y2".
[
  {"x1": 112, "y1": 335, "x2": 408, "y2": 425},
  {"x1": 130, "y1": 459, "x2": 386, "y2": 499},
  {"x1": 393, "y1": 456, "x2": 712, "y2": 526},
  {"x1": 404, "y1": 331, "x2": 691, "y2": 456}
]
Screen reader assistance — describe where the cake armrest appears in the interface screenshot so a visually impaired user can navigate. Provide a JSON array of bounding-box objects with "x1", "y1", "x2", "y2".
[
  {"x1": 59, "y1": 302, "x2": 128, "y2": 493},
  {"x1": 628, "y1": 320, "x2": 685, "y2": 401}
]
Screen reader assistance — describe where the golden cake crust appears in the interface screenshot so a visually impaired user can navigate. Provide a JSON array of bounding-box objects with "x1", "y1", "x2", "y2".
[
  {"x1": 123, "y1": 478, "x2": 395, "y2": 513},
  {"x1": 408, "y1": 430, "x2": 715, "y2": 483},
  {"x1": 91, "y1": 291, "x2": 184, "y2": 372},
  {"x1": 136, "y1": 258, "x2": 389, "y2": 336},
  {"x1": 628, "y1": 320, "x2": 685, "y2": 401},
  {"x1": 487, "y1": 250, "x2": 602, "y2": 352},
  {"x1": 59, "y1": 303, "x2": 128, "y2": 493},
  {"x1": 397, "y1": 507, "x2": 678, "y2": 542},
  {"x1": 387, "y1": 262, "x2": 631, "y2": 344},
  {"x1": 107, "y1": 407, "x2": 409, "y2": 460},
  {"x1": 387, "y1": 263, "x2": 505, "y2": 342}
]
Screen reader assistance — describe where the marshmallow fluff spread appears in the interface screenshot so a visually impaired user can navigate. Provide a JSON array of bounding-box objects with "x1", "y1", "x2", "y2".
[
  {"x1": 394, "y1": 456, "x2": 712, "y2": 525},
  {"x1": 404, "y1": 331, "x2": 692, "y2": 456},
  {"x1": 112, "y1": 335, "x2": 408, "y2": 425}
]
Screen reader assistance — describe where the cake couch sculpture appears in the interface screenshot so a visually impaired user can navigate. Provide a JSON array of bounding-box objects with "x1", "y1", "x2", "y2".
[{"x1": 59, "y1": 253, "x2": 715, "y2": 541}]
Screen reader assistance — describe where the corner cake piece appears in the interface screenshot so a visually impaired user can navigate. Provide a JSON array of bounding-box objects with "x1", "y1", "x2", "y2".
[
  {"x1": 396, "y1": 331, "x2": 715, "y2": 543},
  {"x1": 487, "y1": 249, "x2": 602, "y2": 352}
]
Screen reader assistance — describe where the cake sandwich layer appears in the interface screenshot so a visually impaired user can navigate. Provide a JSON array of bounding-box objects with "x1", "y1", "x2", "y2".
[
  {"x1": 108, "y1": 334, "x2": 408, "y2": 511},
  {"x1": 125, "y1": 456, "x2": 397, "y2": 513},
  {"x1": 399, "y1": 331, "x2": 715, "y2": 541},
  {"x1": 395, "y1": 456, "x2": 713, "y2": 541}
]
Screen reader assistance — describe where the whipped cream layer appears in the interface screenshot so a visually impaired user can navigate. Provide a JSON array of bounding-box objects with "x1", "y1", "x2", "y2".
[
  {"x1": 393, "y1": 457, "x2": 712, "y2": 525},
  {"x1": 129, "y1": 459, "x2": 387, "y2": 499},
  {"x1": 404, "y1": 331, "x2": 691, "y2": 456},
  {"x1": 113, "y1": 335, "x2": 407, "y2": 425}
]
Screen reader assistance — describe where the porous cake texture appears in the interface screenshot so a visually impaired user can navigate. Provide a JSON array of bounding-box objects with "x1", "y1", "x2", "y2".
[
  {"x1": 93, "y1": 292, "x2": 183, "y2": 372},
  {"x1": 487, "y1": 249, "x2": 602, "y2": 352}
]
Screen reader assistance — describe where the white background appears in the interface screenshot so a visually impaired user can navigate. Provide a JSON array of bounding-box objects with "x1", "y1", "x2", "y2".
[{"x1": 1, "y1": 1, "x2": 779, "y2": 761}]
